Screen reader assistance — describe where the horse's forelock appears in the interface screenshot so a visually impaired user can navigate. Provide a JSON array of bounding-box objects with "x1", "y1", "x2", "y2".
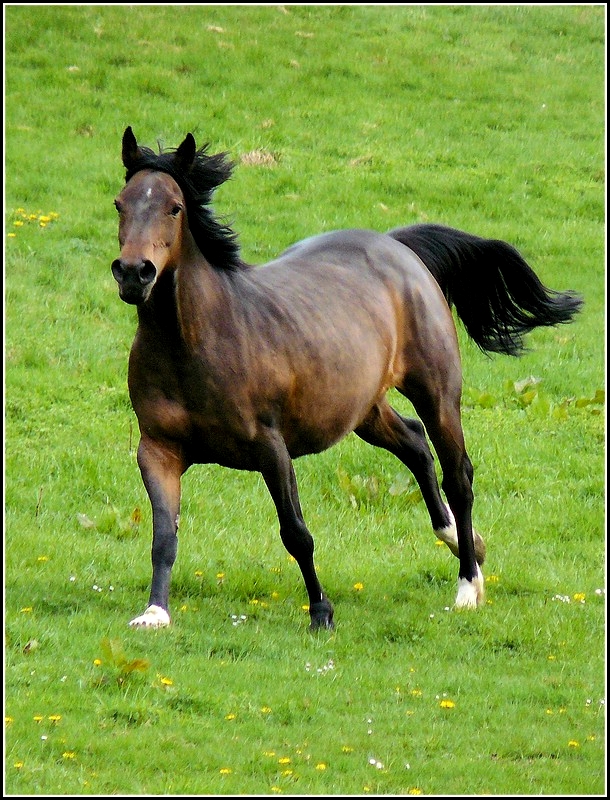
[{"x1": 124, "y1": 143, "x2": 233, "y2": 199}]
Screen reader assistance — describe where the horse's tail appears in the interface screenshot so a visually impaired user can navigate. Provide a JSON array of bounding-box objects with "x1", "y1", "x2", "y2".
[{"x1": 388, "y1": 223, "x2": 583, "y2": 356}]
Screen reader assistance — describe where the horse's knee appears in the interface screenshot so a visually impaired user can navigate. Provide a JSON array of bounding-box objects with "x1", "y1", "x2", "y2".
[{"x1": 280, "y1": 521, "x2": 314, "y2": 561}]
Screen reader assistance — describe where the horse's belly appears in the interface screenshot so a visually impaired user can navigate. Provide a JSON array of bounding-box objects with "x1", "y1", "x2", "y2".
[{"x1": 282, "y1": 370, "x2": 389, "y2": 458}]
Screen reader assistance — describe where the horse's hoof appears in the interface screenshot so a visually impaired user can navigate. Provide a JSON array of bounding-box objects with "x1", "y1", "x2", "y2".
[
  {"x1": 454, "y1": 565, "x2": 485, "y2": 610},
  {"x1": 309, "y1": 600, "x2": 334, "y2": 631},
  {"x1": 129, "y1": 605, "x2": 171, "y2": 628}
]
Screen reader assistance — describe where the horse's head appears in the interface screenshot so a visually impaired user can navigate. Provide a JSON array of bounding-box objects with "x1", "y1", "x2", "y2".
[{"x1": 111, "y1": 127, "x2": 196, "y2": 305}]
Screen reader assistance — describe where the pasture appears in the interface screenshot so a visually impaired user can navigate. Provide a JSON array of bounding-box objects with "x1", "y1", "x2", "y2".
[{"x1": 4, "y1": 4, "x2": 605, "y2": 795}]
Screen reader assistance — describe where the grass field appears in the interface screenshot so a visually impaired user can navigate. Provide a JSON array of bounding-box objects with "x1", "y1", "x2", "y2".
[{"x1": 4, "y1": 4, "x2": 606, "y2": 795}]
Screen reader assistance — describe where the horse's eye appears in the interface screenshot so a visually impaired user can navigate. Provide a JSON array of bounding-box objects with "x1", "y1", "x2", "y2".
[{"x1": 169, "y1": 205, "x2": 182, "y2": 217}]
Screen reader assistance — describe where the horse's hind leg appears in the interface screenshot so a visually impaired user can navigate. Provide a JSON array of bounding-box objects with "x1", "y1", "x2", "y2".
[
  {"x1": 355, "y1": 400, "x2": 485, "y2": 565},
  {"x1": 404, "y1": 383, "x2": 485, "y2": 609},
  {"x1": 256, "y1": 428, "x2": 334, "y2": 630}
]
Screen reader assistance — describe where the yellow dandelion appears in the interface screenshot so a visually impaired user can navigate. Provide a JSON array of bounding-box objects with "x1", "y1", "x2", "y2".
[
  {"x1": 39, "y1": 216, "x2": 52, "y2": 224},
  {"x1": 278, "y1": 757, "x2": 291, "y2": 765},
  {"x1": 282, "y1": 769, "x2": 293, "y2": 776},
  {"x1": 48, "y1": 714, "x2": 62, "y2": 723},
  {"x1": 5, "y1": 716, "x2": 14, "y2": 725},
  {"x1": 160, "y1": 676, "x2": 173, "y2": 686},
  {"x1": 225, "y1": 713, "x2": 237, "y2": 720},
  {"x1": 302, "y1": 604, "x2": 309, "y2": 611},
  {"x1": 263, "y1": 751, "x2": 276, "y2": 757},
  {"x1": 439, "y1": 699, "x2": 456, "y2": 709},
  {"x1": 568, "y1": 740, "x2": 580, "y2": 748},
  {"x1": 548, "y1": 654, "x2": 556, "y2": 661},
  {"x1": 14, "y1": 761, "x2": 24, "y2": 769},
  {"x1": 28, "y1": 214, "x2": 38, "y2": 220},
  {"x1": 485, "y1": 574, "x2": 500, "y2": 583},
  {"x1": 20, "y1": 607, "x2": 33, "y2": 613},
  {"x1": 37, "y1": 556, "x2": 49, "y2": 562},
  {"x1": 546, "y1": 709, "x2": 554, "y2": 715},
  {"x1": 62, "y1": 751, "x2": 76, "y2": 759},
  {"x1": 261, "y1": 706, "x2": 272, "y2": 714},
  {"x1": 315, "y1": 762, "x2": 327, "y2": 770},
  {"x1": 33, "y1": 715, "x2": 44, "y2": 723},
  {"x1": 8, "y1": 232, "x2": 16, "y2": 238},
  {"x1": 271, "y1": 787, "x2": 283, "y2": 793},
  {"x1": 408, "y1": 789, "x2": 423, "y2": 795},
  {"x1": 13, "y1": 220, "x2": 24, "y2": 227},
  {"x1": 179, "y1": 605, "x2": 188, "y2": 612},
  {"x1": 249, "y1": 598, "x2": 260, "y2": 605},
  {"x1": 271, "y1": 591, "x2": 280, "y2": 600},
  {"x1": 93, "y1": 659, "x2": 102, "y2": 666},
  {"x1": 353, "y1": 582, "x2": 364, "y2": 591},
  {"x1": 216, "y1": 572, "x2": 225, "y2": 580},
  {"x1": 573, "y1": 593, "x2": 586, "y2": 602},
  {"x1": 342, "y1": 745, "x2": 354, "y2": 753},
  {"x1": 194, "y1": 570, "x2": 203, "y2": 577},
  {"x1": 219, "y1": 767, "x2": 232, "y2": 774},
  {"x1": 411, "y1": 689, "x2": 422, "y2": 697}
]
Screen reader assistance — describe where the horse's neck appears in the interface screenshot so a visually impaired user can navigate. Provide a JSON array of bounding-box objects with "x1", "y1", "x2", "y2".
[
  {"x1": 136, "y1": 235, "x2": 248, "y2": 355},
  {"x1": 175, "y1": 256, "x2": 240, "y2": 351}
]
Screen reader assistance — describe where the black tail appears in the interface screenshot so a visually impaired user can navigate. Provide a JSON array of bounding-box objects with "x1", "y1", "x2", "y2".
[{"x1": 388, "y1": 223, "x2": 583, "y2": 356}]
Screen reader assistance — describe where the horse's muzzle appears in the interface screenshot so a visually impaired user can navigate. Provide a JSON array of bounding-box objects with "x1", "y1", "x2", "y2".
[{"x1": 111, "y1": 258, "x2": 157, "y2": 304}]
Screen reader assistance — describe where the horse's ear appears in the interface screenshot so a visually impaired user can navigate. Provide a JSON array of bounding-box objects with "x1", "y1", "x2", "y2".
[
  {"x1": 122, "y1": 126, "x2": 141, "y2": 170},
  {"x1": 174, "y1": 133, "x2": 197, "y2": 171}
]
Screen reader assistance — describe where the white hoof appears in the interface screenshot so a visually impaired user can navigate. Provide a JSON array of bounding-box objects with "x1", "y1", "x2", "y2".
[
  {"x1": 454, "y1": 565, "x2": 485, "y2": 609},
  {"x1": 129, "y1": 605, "x2": 171, "y2": 628}
]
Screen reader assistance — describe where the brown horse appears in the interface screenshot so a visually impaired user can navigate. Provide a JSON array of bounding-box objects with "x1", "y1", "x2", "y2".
[{"x1": 111, "y1": 127, "x2": 582, "y2": 629}]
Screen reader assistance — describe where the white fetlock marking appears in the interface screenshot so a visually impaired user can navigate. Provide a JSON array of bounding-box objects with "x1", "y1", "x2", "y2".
[
  {"x1": 454, "y1": 564, "x2": 485, "y2": 610},
  {"x1": 434, "y1": 506, "x2": 459, "y2": 552},
  {"x1": 129, "y1": 605, "x2": 171, "y2": 628}
]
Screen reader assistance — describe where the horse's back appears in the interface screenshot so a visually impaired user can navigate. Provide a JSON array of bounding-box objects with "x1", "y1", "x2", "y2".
[
  {"x1": 277, "y1": 228, "x2": 429, "y2": 278},
  {"x1": 256, "y1": 226, "x2": 461, "y2": 406},
  {"x1": 271, "y1": 227, "x2": 456, "y2": 350}
]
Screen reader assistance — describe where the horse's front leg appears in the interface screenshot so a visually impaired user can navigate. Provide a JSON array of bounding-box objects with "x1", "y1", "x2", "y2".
[
  {"x1": 128, "y1": 436, "x2": 185, "y2": 628},
  {"x1": 257, "y1": 429, "x2": 334, "y2": 630}
]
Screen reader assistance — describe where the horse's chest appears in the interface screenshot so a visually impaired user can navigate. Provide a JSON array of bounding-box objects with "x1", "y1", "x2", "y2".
[{"x1": 129, "y1": 350, "x2": 255, "y2": 457}]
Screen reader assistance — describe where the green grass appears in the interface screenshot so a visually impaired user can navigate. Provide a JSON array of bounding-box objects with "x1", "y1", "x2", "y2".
[{"x1": 4, "y1": 4, "x2": 605, "y2": 795}]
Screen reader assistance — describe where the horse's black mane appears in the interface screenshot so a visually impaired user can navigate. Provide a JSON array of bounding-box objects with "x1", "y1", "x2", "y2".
[{"x1": 125, "y1": 142, "x2": 246, "y2": 272}]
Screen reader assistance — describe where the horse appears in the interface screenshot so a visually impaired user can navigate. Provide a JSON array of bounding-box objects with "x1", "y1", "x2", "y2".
[{"x1": 111, "y1": 126, "x2": 582, "y2": 629}]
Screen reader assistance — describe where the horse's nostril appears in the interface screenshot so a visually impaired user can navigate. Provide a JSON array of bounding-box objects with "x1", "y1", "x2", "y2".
[
  {"x1": 111, "y1": 260, "x2": 125, "y2": 283},
  {"x1": 139, "y1": 261, "x2": 157, "y2": 285}
]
